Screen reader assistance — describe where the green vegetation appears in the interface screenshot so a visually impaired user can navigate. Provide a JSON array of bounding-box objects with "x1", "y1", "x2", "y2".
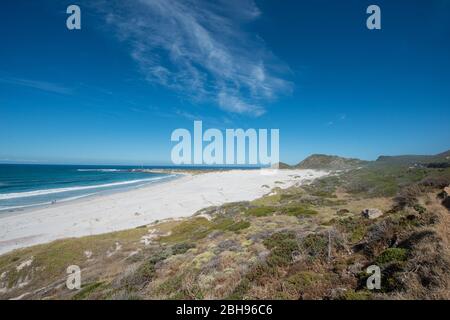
[
  {"x1": 337, "y1": 217, "x2": 368, "y2": 243},
  {"x1": 246, "y1": 204, "x2": 318, "y2": 218},
  {"x1": 73, "y1": 282, "x2": 105, "y2": 300},
  {"x1": 345, "y1": 170, "x2": 398, "y2": 197},
  {"x1": 376, "y1": 248, "x2": 408, "y2": 265},
  {"x1": 122, "y1": 250, "x2": 170, "y2": 289},
  {"x1": 160, "y1": 217, "x2": 251, "y2": 243},
  {"x1": 246, "y1": 206, "x2": 276, "y2": 217},
  {"x1": 156, "y1": 274, "x2": 184, "y2": 297},
  {"x1": 160, "y1": 217, "x2": 213, "y2": 243},
  {"x1": 413, "y1": 204, "x2": 426, "y2": 214},
  {"x1": 251, "y1": 194, "x2": 282, "y2": 206},
  {"x1": 296, "y1": 154, "x2": 367, "y2": 170},
  {"x1": 285, "y1": 271, "x2": 322, "y2": 290},
  {"x1": 0, "y1": 227, "x2": 148, "y2": 291},
  {"x1": 226, "y1": 220, "x2": 251, "y2": 232},
  {"x1": 301, "y1": 234, "x2": 328, "y2": 258},
  {"x1": 341, "y1": 290, "x2": 373, "y2": 300},
  {"x1": 303, "y1": 176, "x2": 340, "y2": 197},
  {"x1": 264, "y1": 232, "x2": 299, "y2": 267},
  {"x1": 226, "y1": 278, "x2": 251, "y2": 300},
  {"x1": 281, "y1": 205, "x2": 318, "y2": 217},
  {"x1": 172, "y1": 242, "x2": 195, "y2": 255},
  {"x1": 1, "y1": 150, "x2": 449, "y2": 300}
]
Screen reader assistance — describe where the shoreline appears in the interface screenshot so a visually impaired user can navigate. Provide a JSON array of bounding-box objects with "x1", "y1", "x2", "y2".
[
  {"x1": 0, "y1": 173, "x2": 183, "y2": 218},
  {"x1": 0, "y1": 169, "x2": 327, "y2": 255}
]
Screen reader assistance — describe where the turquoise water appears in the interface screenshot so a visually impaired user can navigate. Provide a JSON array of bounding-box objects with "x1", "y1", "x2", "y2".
[{"x1": 0, "y1": 164, "x2": 177, "y2": 212}]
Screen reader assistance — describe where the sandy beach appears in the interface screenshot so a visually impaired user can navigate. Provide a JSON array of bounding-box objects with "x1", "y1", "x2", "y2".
[{"x1": 0, "y1": 169, "x2": 327, "y2": 255}]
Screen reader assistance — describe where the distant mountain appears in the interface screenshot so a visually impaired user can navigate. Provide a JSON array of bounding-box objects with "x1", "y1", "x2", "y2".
[
  {"x1": 436, "y1": 150, "x2": 450, "y2": 160},
  {"x1": 295, "y1": 154, "x2": 367, "y2": 170},
  {"x1": 273, "y1": 162, "x2": 292, "y2": 169},
  {"x1": 375, "y1": 150, "x2": 450, "y2": 167},
  {"x1": 284, "y1": 149, "x2": 450, "y2": 170}
]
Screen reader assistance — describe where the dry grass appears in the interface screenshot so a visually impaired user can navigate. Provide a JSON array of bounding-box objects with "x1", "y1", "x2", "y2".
[{"x1": 1, "y1": 171, "x2": 449, "y2": 300}]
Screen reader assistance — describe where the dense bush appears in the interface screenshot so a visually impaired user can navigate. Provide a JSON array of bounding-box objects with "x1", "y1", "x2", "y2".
[{"x1": 264, "y1": 232, "x2": 299, "y2": 267}]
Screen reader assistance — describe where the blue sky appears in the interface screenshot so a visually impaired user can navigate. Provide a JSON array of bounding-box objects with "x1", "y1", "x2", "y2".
[{"x1": 0, "y1": 0, "x2": 449, "y2": 165}]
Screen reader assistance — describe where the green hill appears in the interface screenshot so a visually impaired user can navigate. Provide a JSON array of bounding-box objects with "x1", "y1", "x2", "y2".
[
  {"x1": 295, "y1": 154, "x2": 367, "y2": 170},
  {"x1": 375, "y1": 150, "x2": 450, "y2": 168},
  {"x1": 293, "y1": 150, "x2": 450, "y2": 171},
  {"x1": 273, "y1": 162, "x2": 292, "y2": 169}
]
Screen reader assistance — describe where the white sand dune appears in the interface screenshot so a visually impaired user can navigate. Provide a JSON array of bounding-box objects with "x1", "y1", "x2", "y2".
[{"x1": 0, "y1": 169, "x2": 327, "y2": 255}]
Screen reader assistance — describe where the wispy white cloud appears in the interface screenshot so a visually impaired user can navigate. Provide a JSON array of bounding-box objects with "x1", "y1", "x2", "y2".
[
  {"x1": 326, "y1": 113, "x2": 347, "y2": 126},
  {"x1": 0, "y1": 77, "x2": 73, "y2": 95},
  {"x1": 95, "y1": 0, "x2": 292, "y2": 116}
]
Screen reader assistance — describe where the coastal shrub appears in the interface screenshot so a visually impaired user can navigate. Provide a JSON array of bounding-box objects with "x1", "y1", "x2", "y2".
[
  {"x1": 413, "y1": 204, "x2": 427, "y2": 215},
  {"x1": 215, "y1": 240, "x2": 241, "y2": 253},
  {"x1": 226, "y1": 278, "x2": 251, "y2": 300},
  {"x1": 246, "y1": 206, "x2": 276, "y2": 217},
  {"x1": 156, "y1": 274, "x2": 184, "y2": 297},
  {"x1": 305, "y1": 176, "x2": 339, "y2": 196},
  {"x1": 311, "y1": 190, "x2": 337, "y2": 198},
  {"x1": 285, "y1": 271, "x2": 321, "y2": 290},
  {"x1": 355, "y1": 261, "x2": 407, "y2": 293},
  {"x1": 122, "y1": 250, "x2": 170, "y2": 289},
  {"x1": 212, "y1": 217, "x2": 250, "y2": 233},
  {"x1": 341, "y1": 290, "x2": 372, "y2": 300},
  {"x1": 263, "y1": 232, "x2": 299, "y2": 267},
  {"x1": 33, "y1": 241, "x2": 86, "y2": 279},
  {"x1": 251, "y1": 194, "x2": 281, "y2": 206},
  {"x1": 193, "y1": 251, "x2": 215, "y2": 268},
  {"x1": 375, "y1": 248, "x2": 408, "y2": 265},
  {"x1": 161, "y1": 217, "x2": 252, "y2": 244},
  {"x1": 336, "y1": 217, "x2": 368, "y2": 243},
  {"x1": 227, "y1": 220, "x2": 251, "y2": 232},
  {"x1": 281, "y1": 205, "x2": 318, "y2": 217},
  {"x1": 72, "y1": 282, "x2": 105, "y2": 300},
  {"x1": 212, "y1": 218, "x2": 234, "y2": 230},
  {"x1": 126, "y1": 261, "x2": 156, "y2": 288},
  {"x1": 246, "y1": 263, "x2": 278, "y2": 283},
  {"x1": 278, "y1": 187, "x2": 305, "y2": 201},
  {"x1": 108, "y1": 289, "x2": 143, "y2": 300},
  {"x1": 300, "y1": 234, "x2": 328, "y2": 258},
  {"x1": 172, "y1": 243, "x2": 195, "y2": 255},
  {"x1": 357, "y1": 255, "x2": 406, "y2": 294},
  {"x1": 160, "y1": 218, "x2": 212, "y2": 243},
  {"x1": 349, "y1": 225, "x2": 367, "y2": 243},
  {"x1": 179, "y1": 289, "x2": 204, "y2": 300},
  {"x1": 4, "y1": 259, "x2": 35, "y2": 289},
  {"x1": 419, "y1": 176, "x2": 450, "y2": 189},
  {"x1": 263, "y1": 231, "x2": 296, "y2": 250},
  {"x1": 344, "y1": 170, "x2": 398, "y2": 197},
  {"x1": 394, "y1": 184, "x2": 422, "y2": 209}
]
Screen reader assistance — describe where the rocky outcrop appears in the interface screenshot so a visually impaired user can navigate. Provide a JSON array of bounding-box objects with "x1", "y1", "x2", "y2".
[{"x1": 361, "y1": 208, "x2": 383, "y2": 219}]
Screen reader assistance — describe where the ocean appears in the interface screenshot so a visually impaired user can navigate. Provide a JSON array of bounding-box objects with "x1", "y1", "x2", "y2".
[{"x1": 0, "y1": 164, "x2": 177, "y2": 213}]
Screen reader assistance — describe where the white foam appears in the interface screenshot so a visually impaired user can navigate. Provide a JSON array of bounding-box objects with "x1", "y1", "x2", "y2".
[
  {"x1": 0, "y1": 169, "x2": 328, "y2": 255},
  {"x1": 0, "y1": 175, "x2": 175, "y2": 200},
  {"x1": 77, "y1": 169, "x2": 122, "y2": 172},
  {"x1": 0, "y1": 193, "x2": 99, "y2": 211}
]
